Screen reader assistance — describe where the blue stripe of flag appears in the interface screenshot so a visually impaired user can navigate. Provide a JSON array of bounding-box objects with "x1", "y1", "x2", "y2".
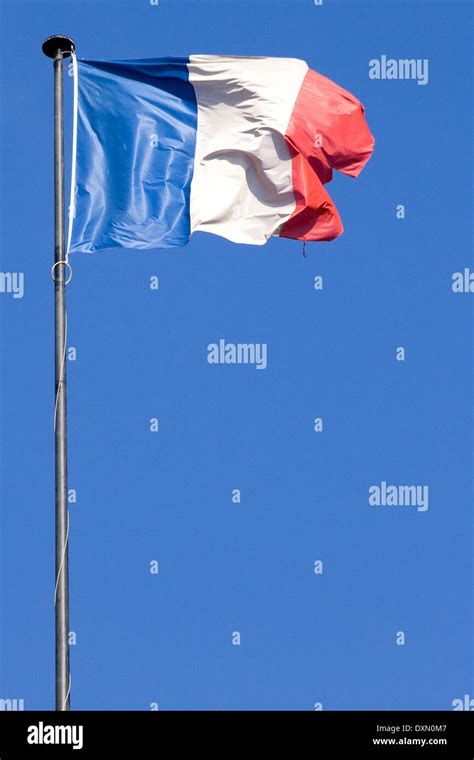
[{"x1": 70, "y1": 57, "x2": 198, "y2": 253}]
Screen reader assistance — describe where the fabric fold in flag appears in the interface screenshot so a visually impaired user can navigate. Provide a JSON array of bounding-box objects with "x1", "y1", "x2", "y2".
[{"x1": 69, "y1": 55, "x2": 374, "y2": 253}]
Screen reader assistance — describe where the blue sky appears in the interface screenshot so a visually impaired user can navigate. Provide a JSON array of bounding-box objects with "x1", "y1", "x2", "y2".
[{"x1": 0, "y1": 0, "x2": 472, "y2": 710}]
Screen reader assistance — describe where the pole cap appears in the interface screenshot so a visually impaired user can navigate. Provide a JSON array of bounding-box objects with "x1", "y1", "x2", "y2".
[{"x1": 42, "y1": 35, "x2": 75, "y2": 59}]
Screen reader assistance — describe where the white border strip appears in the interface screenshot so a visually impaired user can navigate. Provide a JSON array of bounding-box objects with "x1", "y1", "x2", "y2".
[{"x1": 66, "y1": 50, "x2": 78, "y2": 258}]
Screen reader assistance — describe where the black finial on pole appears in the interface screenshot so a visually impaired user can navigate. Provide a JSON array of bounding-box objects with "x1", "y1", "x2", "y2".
[
  {"x1": 42, "y1": 34, "x2": 75, "y2": 59},
  {"x1": 42, "y1": 34, "x2": 75, "y2": 711}
]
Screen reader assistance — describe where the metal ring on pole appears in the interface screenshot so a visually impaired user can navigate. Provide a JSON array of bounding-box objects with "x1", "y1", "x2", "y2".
[{"x1": 51, "y1": 260, "x2": 73, "y2": 285}]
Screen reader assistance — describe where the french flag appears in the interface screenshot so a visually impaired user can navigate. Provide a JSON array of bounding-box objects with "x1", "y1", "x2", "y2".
[{"x1": 69, "y1": 55, "x2": 374, "y2": 253}]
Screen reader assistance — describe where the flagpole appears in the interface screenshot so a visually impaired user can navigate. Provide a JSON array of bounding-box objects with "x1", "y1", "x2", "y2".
[{"x1": 42, "y1": 34, "x2": 75, "y2": 711}]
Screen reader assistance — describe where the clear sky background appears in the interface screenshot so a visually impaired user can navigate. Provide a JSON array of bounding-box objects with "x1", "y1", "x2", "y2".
[{"x1": 0, "y1": 0, "x2": 472, "y2": 710}]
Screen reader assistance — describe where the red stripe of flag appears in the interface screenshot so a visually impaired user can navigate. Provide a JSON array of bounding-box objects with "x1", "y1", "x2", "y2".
[{"x1": 280, "y1": 68, "x2": 375, "y2": 242}]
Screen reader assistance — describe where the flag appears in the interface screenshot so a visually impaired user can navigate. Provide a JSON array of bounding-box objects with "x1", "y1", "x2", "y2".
[{"x1": 69, "y1": 55, "x2": 374, "y2": 253}]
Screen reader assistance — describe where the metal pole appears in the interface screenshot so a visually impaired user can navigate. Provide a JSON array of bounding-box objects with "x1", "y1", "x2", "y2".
[{"x1": 42, "y1": 34, "x2": 75, "y2": 711}]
